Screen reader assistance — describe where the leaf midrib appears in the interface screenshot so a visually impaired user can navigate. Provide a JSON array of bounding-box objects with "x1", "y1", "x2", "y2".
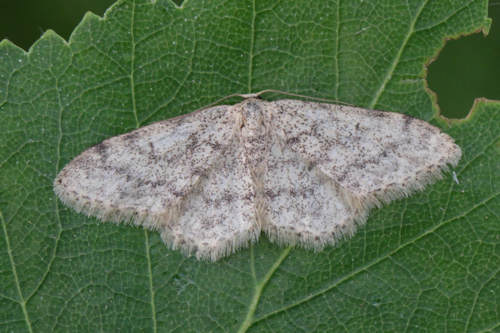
[
  {"x1": 237, "y1": 0, "x2": 434, "y2": 330},
  {"x1": 128, "y1": 1, "x2": 158, "y2": 332},
  {"x1": 237, "y1": 247, "x2": 292, "y2": 333},
  {"x1": 251, "y1": 192, "x2": 499, "y2": 324}
]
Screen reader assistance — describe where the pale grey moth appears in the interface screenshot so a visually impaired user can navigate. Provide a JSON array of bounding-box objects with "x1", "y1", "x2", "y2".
[{"x1": 54, "y1": 95, "x2": 461, "y2": 261}]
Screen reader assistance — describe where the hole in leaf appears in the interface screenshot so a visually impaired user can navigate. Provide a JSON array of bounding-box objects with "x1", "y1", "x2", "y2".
[
  {"x1": 427, "y1": 4, "x2": 500, "y2": 119},
  {"x1": 1, "y1": 1, "x2": 497, "y2": 120}
]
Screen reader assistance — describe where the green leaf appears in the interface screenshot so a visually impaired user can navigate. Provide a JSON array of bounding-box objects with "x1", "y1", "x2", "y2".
[{"x1": 1, "y1": 0, "x2": 498, "y2": 332}]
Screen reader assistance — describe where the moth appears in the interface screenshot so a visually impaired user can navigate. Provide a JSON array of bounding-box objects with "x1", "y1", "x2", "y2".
[{"x1": 54, "y1": 94, "x2": 461, "y2": 261}]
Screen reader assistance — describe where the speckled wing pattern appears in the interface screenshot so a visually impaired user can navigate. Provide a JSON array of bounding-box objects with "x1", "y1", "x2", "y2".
[
  {"x1": 54, "y1": 97, "x2": 461, "y2": 261},
  {"x1": 263, "y1": 99, "x2": 461, "y2": 249}
]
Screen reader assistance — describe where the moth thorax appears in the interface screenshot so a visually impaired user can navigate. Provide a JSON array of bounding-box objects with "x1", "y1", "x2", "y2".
[{"x1": 238, "y1": 99, "x2": 270, "y2": 171}]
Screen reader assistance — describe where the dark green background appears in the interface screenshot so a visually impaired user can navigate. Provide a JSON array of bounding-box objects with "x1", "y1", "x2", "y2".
[{"x1": 0, "y1": 0, "x2": 499, "y2": 118}]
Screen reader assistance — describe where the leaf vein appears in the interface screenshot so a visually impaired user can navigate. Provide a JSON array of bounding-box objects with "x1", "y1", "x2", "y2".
[
  {"x1": 26, "y1": 69, "x2": 65, "y2": 304},
  {"x1": 237, "y1": 247, "x2": 291, "y2": 333},
  {"x1": 253, "y1": 193, "x2": 499, "y2": 323},
  {"x1": 129, "y1": 1, "x2": 157, "y2": 332},
  {"x1": 247, "y1": 0, "x2": 256, "y2": 93},
  {"x1": 334, "y1": 0, "x2": 341, "y2": 99},
  {"x1": 464, "y1": 264, "x2": 500, "y2": 332},
  {"x1": 0, "y1": 211, "x2": 33, "y2": 333},
  {"x1": 369, "y1": 0, "x2": 430, "y2": 109},
  {"x1": 141, "y1": 41, "x2": 196, "y2": 125}
]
